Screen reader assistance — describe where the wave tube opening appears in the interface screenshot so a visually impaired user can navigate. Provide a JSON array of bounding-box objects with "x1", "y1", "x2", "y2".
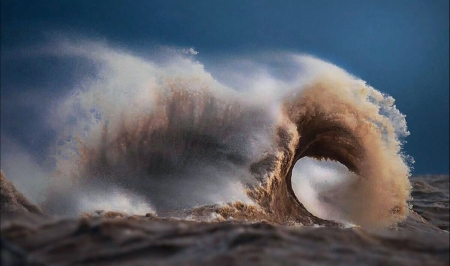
[{"x1": 291, "y1": 157, "x2": 359, "y2": 226}]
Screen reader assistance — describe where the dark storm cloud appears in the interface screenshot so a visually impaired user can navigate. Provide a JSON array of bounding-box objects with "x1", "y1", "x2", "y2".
[{"x1": 1, "y1": 0, "x2": 448, "y2": 173}]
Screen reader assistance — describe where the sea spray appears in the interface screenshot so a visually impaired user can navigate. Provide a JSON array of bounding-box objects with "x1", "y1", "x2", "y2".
[{"x1": 6, "y1": 39, "x2": 411, "y2": 228}]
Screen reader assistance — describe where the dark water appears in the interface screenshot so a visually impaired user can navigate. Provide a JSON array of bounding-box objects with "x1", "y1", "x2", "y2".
[
  {"x1": 1, "y1": 174, "x2": 448, "y2": 266},
  {"x1": 410, "y1": 175, "x2": 449, "y2": 231}
]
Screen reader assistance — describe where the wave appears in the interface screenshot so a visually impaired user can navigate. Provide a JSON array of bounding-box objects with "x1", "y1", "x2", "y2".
[{"x1": 35, "y1": 40, "x2": 411, "y2": 228}]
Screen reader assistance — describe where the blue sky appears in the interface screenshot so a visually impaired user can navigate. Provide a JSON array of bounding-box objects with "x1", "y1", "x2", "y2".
[{"x1": 1, "y1": 0, "x2": 448, "y2": 174}]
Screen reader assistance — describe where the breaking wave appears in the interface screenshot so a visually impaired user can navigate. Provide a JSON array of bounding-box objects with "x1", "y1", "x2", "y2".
[{"x1": 34, "y1": 40, "x2": 411, "y2": 228}]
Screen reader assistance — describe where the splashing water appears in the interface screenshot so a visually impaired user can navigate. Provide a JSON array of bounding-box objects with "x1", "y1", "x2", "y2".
[{"x1": 5, "y1": 39, "x2": 412, "y2": 228}]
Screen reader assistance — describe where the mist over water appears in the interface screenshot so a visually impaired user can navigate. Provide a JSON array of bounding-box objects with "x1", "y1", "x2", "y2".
[
  {"x1": 291, "y1": 158, "x2": 359, "y2": 225},
  {"x1": 1, "y1": 38, "x2": 412, "y2": 228}
]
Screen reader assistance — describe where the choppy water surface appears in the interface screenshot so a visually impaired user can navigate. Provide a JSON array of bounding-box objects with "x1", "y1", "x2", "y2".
[
  {"x1": 1, "y1": 173, "x2": 448, "y2": 266},
  {"x1": 410, "y1": 175, "x2": 449, "y2": 231}
]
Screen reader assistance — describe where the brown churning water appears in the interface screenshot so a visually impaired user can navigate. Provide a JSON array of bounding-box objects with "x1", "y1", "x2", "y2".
[{"x1": 39, "y1": 41, "x2": 412, "y2": 228}]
